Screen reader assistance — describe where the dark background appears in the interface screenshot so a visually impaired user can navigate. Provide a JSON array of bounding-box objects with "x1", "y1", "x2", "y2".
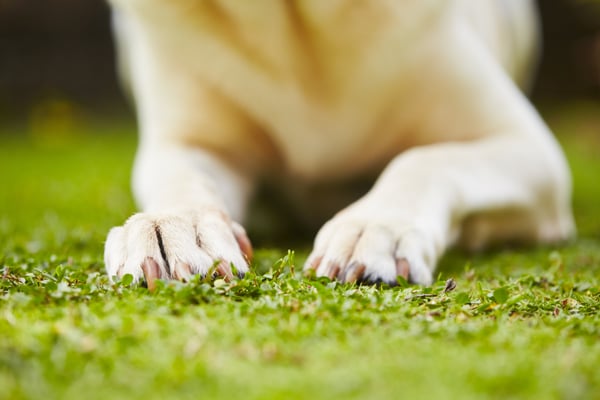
[{"x1": 1, "y1": 0, "x2": 599, "y2": 123}]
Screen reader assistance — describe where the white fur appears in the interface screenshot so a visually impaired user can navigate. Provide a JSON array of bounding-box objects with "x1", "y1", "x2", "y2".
[{"x1": 105, "y1": 0, "x2": 574, "y2": 285}]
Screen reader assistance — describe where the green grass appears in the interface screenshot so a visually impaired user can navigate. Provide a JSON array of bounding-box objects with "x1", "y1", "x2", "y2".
[{"x1": 1, "y1": 103, "x2": 599, "y2": 400}]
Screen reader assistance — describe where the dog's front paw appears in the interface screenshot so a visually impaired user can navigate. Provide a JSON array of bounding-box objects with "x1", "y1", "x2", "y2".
[
  {"x1": 104, "y1": 209, "x2": 252, "y2": 287},
  {"x1": 305, "y1": 211, "x2": 440, "y2": 286}
]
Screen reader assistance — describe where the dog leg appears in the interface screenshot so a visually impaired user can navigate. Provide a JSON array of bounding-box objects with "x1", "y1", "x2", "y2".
[
  {"x1": 104, "y1": 143, "x2": 253, "y2": 285},
  {"x1": 305, "y1": 133, "x2": 574, "y2": 286},
  {"x1": 305, "y1": 22, "x2": 575, "y2": 286}
]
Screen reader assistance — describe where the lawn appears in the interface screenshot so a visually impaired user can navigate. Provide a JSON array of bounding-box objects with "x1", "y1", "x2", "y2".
[{"x1": 1, "y1": 102, "x2": 599, "y2": 400}]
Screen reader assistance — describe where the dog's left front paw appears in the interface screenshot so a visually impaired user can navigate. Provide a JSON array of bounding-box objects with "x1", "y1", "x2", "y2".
[{"x1": 305, "y1": 211, "x2": 440, "y2": 286}]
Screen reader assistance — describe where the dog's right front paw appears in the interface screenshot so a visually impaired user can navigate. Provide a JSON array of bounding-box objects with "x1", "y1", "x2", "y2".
[{"x1": 104, "y1": 209, "x2": 252, "y2": 288}]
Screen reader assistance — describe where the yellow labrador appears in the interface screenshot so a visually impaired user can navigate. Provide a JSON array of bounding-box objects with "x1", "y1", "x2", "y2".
[{"x1": 105, "y1": 0, "x2": 574, "y2": 286}]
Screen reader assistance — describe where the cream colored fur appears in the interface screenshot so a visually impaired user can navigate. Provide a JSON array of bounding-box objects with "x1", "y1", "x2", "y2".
[{"x1": 105, "y1": 0, "x2": 574, "y2": 285}]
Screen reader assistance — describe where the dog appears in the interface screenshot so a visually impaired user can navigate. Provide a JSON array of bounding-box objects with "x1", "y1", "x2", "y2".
[{"x1": 104, "y1": 0, "x2": 575, "y2": 286}]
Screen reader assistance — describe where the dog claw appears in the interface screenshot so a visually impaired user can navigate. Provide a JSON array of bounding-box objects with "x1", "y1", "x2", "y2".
[
  {"x1": 326, "y1": 263, "x2": 341, "y2": 280},
  {"x1": 173, "y1": 262, "x2": 192, "y2": 281},
  {"x1": 232, "y1": 222, "x2": 253, "y2": 263},
  {"x1": 341, "y1": 262, "x2": 366, "y2": 283},
  {"x1": 395, "y1": 258, "x2": 410, "y2": 280},
  {"x1": 308, "y1": 256, "x2": 323, "y2": 271},
  {"x1": 141, "y1": 257, "x2": 161, "y2": 291},
  {"x1": 215, "y1": 260, "x2": 235, "y2": 282}
]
